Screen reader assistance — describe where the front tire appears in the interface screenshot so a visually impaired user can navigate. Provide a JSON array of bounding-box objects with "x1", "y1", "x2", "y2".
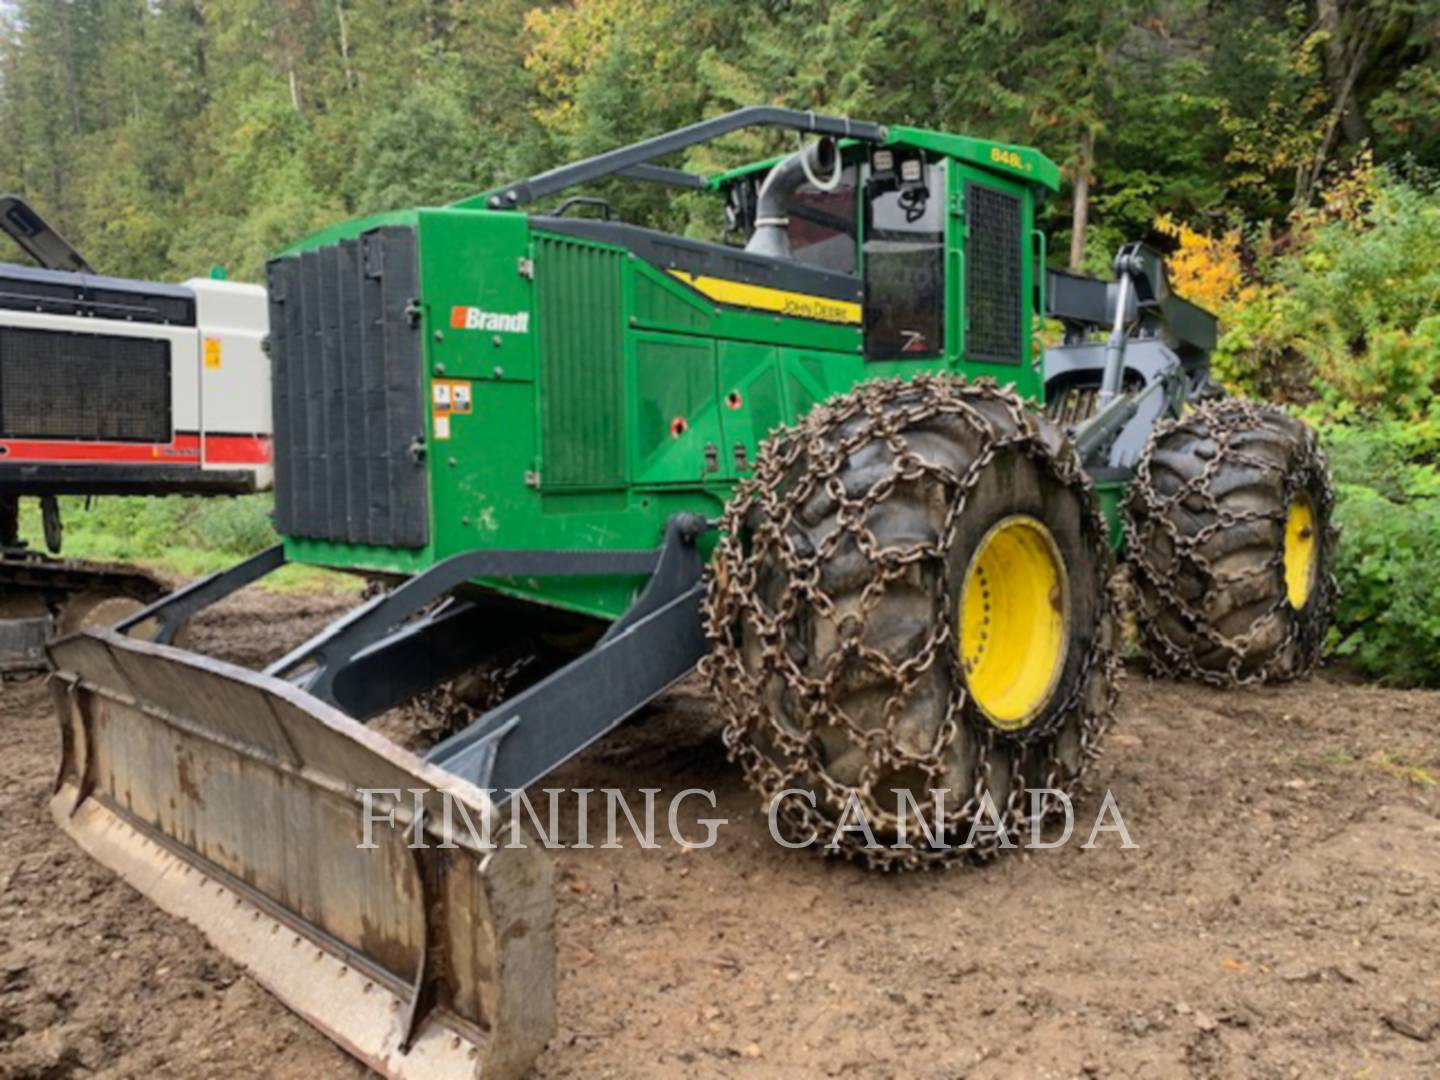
[
  {"x1": 703, "y1": 376, "x2": 1120, "y2": 869},
  {"x1": 1124, "y1": 398, "x2": 1337, "y2": 685}
]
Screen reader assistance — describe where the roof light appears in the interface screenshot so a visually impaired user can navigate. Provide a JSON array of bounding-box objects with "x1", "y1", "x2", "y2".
[
  {"x1": 872, "y1": 149, "x2": 894, "y2": 174},
  {"x1": 900, "y1": 158, "x2": 923, "y2": 183}
]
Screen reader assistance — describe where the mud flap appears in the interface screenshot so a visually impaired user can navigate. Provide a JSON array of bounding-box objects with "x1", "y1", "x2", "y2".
[{"x1": 47, "y1": 629, "x2": 556, "y2": 1080}]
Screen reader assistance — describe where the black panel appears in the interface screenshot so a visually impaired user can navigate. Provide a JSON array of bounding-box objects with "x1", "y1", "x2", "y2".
[
  {"x1": 266, "y1": 226, "x2": 428, "y2": 549},
  {"x1": 0, "y1": 462, "x2": 259, "y2": 497},
  {"x1": 0, "y1": 326, "x2": 170, "y2": 441},
  {"x1": 965, "y1": 183, "x2": 1023, "y2": 364},
  {"x1": 0, "y1": 261, "x2": 194, "y2": 324}
]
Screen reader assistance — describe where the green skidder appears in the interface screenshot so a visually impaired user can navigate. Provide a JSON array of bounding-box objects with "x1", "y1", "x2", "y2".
[{"x1": 47, "y1": 109, "x2": 1335, "y2": 1077}]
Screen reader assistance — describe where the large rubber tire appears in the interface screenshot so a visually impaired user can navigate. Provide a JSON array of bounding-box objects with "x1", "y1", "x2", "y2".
[
  {"x1": 1124, "y1": 398, "x2": 1337, "y2": 685},
  {"x1": 703, "y1": 376, "x2": 1120, "y2": 869}
]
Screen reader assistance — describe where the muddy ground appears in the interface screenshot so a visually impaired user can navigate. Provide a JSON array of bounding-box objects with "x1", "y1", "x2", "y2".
[{"x1": 2, "y1": 588, "x2": 1438, "y2": 1079}]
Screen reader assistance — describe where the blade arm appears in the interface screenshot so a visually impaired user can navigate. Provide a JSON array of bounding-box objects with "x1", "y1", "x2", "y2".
[
  {"x1": 425, "y1": 515, "x2": 708, "y2": 798},
  {"x1": 114, "y1": 543, "x2": 286, "y2": 644}
]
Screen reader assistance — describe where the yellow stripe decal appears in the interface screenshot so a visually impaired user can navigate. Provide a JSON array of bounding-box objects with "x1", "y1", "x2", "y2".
[{"x1": 668, "y1": 270, "x2": 861, "y2": 326}]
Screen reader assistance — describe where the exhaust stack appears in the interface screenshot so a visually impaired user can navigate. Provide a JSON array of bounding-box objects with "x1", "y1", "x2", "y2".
[{"x1": 745, "y1": 137, "x2": 841, "y2": 260}]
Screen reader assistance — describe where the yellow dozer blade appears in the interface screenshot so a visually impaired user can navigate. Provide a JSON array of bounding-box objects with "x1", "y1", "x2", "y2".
[{"x1": 47, "y1": 627, "x2": 556, "y2": 1080}]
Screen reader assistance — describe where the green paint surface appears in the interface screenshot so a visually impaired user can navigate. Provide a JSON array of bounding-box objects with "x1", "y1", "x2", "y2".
[{"x1": 276, "y1": 132, "x2": 1119, "y2": 622}]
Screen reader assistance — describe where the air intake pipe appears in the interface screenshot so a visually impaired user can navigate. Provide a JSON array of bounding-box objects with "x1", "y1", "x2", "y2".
[{"x1": 744, "y1": 137, "x2": 841, "y2": 260}]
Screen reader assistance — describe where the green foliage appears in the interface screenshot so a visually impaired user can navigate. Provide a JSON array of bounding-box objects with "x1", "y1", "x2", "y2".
[
  {"x1": 1328, "y1": 484, "x2": 1440, "y2": 687},
  {"x1": 1369, "y1": 25, "x2": 1440, "y2": 167},
  {"x1": 1322, "y1": 420, "x2": 1440, "y2": 501},
  {"x1": 1317, "y1": 419, "x2": 1440, "y2": 687},
  {"x1": 25, "y1": 494, "x2": 278, "y2": 562},
  {"x1": 351, "y1": 82, "x2": 483, "y2": 214},
  {"x1": 2, "y1": 1, "x2": 1435, "y2": 284},
  {"x1": 15, "y1": 495, "x2": 356, "y2": 592},
  {"x1": 1214, "y1": 168, "x2": 1440, "y2": 418},
  {"x1": 1282, "y1": 173, "x2": 1440, "y2": 420}
]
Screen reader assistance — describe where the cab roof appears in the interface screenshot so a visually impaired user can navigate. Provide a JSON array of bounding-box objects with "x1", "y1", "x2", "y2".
[{"x1": 707, "y1": 127, "x2": 1060, "y2": 194}]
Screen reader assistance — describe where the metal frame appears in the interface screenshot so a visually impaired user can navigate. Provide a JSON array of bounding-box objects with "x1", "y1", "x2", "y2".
[
  {"x1": 0, "y1": 463, "x2": 263, "y2": 498},
  {"x1": 424, "y1": 513, "x2": 708, "y2": 797},
  {"x1": 266, "y1": 543, "x2": 660, "y2": 700},
  {"x1": 615, "y1": 163, "x2": 708, "y2": 190},
  {"x1": 1043, "y1": 243, "x2": 1219, "y2": 470},
  {"x1": 99, "y1": 516, "x2": 712, "y2": 767},
  {"x1": 487, "y1": 106, "x2": 886, "y2": 209},
  {"x1": 1, "y1": 194, "x2": 94, "y2": 273},
  {"x1": 1045, "y1": 243, "x2": 1217, "y2": 363},
  {"x1": 114, "y1": 543, "x2": 286, "y2": 644}
]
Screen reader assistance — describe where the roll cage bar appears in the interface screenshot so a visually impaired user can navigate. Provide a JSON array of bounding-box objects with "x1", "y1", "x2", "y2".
[{"x1": 480, "y1": 106, "x2": 887, "y2": 210}]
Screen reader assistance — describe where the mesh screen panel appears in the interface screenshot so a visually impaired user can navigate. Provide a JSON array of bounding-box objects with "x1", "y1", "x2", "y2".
[
  {"x1": 965, "y1": 184, "x2": 1023, "y2": 364},
  {"x1": 0, "y1": 326, "x2": 170, "y2": 441}
]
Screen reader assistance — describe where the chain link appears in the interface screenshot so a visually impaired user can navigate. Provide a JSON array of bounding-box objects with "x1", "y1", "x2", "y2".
[
  {"x1": 1123, "y1": 397, "x2": 1338, "y2": 686},
  {"x1": 702, "y1": 375, "x2": 1122, "y2": 870}
]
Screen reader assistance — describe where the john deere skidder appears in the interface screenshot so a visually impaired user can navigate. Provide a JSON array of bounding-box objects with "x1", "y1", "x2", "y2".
[{"x1": 47, "y1": 108, "x2": 1336, "y2": 1078}]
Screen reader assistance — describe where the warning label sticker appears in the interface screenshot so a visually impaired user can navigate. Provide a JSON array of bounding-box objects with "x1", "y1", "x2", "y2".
[{"x1": 431, "y1": 379, "x2": 472, "y2": 414}]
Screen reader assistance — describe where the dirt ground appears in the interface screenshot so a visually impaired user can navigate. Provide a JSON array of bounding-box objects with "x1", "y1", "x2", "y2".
[{"x1": 2, "y1": 588, "x2": 1438, "y2": 1079}]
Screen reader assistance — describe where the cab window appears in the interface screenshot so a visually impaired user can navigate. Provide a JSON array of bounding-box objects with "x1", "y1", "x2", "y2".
[
  {"x1": 863, "y1": 159, "x2": 945, "y2": 359},
  {"x1": 786, "y1": 165, "x2": 859, "y2": 275}
]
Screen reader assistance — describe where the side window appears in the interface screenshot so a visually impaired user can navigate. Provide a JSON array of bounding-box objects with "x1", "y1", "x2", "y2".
[
  {"x1": 787, "y1": 165, "x2": 858, "y2": 275},
  {"x1": 863, "y1": 160, "x2": 945, "y2": 359},
  {"x1": 964, "y1": 182, "x2": 1024, "y2": 364}
]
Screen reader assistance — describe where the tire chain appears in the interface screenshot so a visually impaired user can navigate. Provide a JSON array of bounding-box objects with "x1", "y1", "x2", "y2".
[
  {"x1": 701, "y1": 374, "x2": 1122, "y2": 871},
  {"x1": 1123, "y1": 397, "x2": 1338, "y2": 686}
]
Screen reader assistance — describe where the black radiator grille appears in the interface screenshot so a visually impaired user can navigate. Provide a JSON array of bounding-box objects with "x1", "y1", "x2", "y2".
[
  {"x1": 267, "y1": 226, "x2": 429, "y2": 549},
  {"x1": 965, "y1": 183, "x2": 1024, "y2": 364},
  {"x1": 0, "y1": 326, "x2": 170, "y2": 441}
]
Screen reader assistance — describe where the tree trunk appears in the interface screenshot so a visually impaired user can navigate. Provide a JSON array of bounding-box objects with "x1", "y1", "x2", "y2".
[
  {"x1": 189, "y1": 0, "x2": 209, "y2": 107},
  {"x1": 1316, "y1": 0, "x2": 1371, "y2": 145},
  {"x1": 1069, "y1": 127, "x2": 1092, "y2": 271},
  {"x1": 1294, "y1": 11, "x2": 1376, "y2": 210},
  {"x1": 336, "y1": 1, "x2": 354, "y2": 91}
]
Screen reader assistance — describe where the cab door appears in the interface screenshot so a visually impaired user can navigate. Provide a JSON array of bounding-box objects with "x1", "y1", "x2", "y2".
[{"x1": 861, "y1": 156, "x2": 948, "y2": 362}]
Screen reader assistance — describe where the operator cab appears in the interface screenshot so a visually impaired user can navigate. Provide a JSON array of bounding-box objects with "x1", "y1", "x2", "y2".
[
  {"x1": 721, "y1": 141, "x2": 947, "y2": 360},
  {"x1": 522, "y1": 138, "x2": 961, "y2": 364}
]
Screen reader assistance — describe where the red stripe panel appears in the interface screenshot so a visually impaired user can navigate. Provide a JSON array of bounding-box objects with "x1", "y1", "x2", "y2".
[
  {"x1": 0, "y1": 434, "x2": 201, "y2": 463},
  {"x1": 203, "y1": 434, "x2": 272, "y2": 466},
  {"x1": 0, "y1": 433, "x2": 271, "y2": 467}
]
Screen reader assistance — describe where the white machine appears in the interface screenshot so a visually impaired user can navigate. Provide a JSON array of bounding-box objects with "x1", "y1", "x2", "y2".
[{"x1": 0, "y1": 195, "x2": 273, "y2": 673}]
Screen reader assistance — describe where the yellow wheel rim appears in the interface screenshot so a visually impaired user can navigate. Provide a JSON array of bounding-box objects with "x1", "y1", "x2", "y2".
[
  {"x1": 958, "y1": 515, "x2": 1071, "y2": 731},
  {"x1": 1284, "y1": 494, "x2": 1317, "y2": 609}
]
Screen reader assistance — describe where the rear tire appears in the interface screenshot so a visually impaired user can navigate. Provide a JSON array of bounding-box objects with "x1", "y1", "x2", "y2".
[
  {"x1": 1123, "y1": 398, "x2": 1336, "y2": 685},
  {"x1": 703, "y1": 376, "x2": 1120, "y2": 869}
]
